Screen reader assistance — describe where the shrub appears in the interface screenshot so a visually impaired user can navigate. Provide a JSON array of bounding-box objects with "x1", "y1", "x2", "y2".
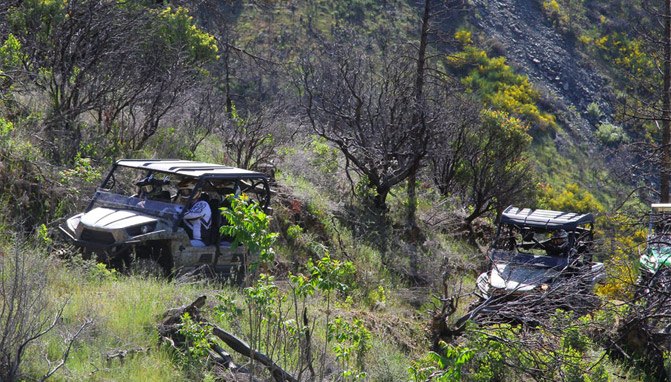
[
  {"x1": 0, "y1": 243, "x2": 59, "y2": 381},
  {"x1": 447, "y1": 38, "x2": 556, "y2": 132},
  {"x1": 596, "y1": 122, "x2": 628, "y2": 146},
  {"x1": 410, "y1": 319, "x2": 609, "y2": 381},
  {"x1": 213, "y1": 254, "x2": 359, "y2": 380},
  {"x1": 586, "y1": 102, "x2": 603, "y2": 121},
  {"x1": 310, "y1": 135, "x2": 339, "y2": 175},
  {"x1": 220, "y1": 194, "x2": 278, "y2": 274},
  {"x1": 538, "y1": 183, "x2": 604, "y2": 213}
]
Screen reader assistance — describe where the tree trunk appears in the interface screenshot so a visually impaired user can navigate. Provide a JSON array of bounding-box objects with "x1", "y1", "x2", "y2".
[
  {"x1": 374, "y1": 187, "x2": 389, "y2": 212},
  {"x1": 405, "y1": 168, "x2": 420, "y2": 241},
  {"x1": 405, "y1": 0, "x2": 431, "y2": 238},
  {"x1": 662, "y1": 0, "x2": 671, "y2": 202}
]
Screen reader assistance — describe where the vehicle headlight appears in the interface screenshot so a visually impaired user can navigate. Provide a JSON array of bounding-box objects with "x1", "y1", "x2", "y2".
[{"x1": 66, "y1": 215, "x2": 82, "y2": 233}]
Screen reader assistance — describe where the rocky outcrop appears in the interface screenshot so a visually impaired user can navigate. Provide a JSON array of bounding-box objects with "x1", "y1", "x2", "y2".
[{"x1": 469, "y1": 0, "x2": 614, "y2": 147}]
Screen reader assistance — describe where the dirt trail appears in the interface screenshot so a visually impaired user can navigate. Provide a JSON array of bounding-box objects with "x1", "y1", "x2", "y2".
[{"x1": 469, "y1": 0, "x2": 613, "y2": 143}]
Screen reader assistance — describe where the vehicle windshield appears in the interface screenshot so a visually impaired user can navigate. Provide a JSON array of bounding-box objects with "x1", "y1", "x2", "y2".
[
  {"x1": 490, "y1": 222, "x2": 593, "y2": 260},
  {"x1": 490, "y1": 248, "x2": 570, "y2": 269},
  {"x1": 90, "y1": 190, "x2": 185, "y2": 222}
]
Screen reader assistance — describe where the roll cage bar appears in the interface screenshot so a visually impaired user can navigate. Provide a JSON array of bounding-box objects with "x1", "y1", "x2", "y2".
[{"x1": 88, "y1": 159, "x2": 272, "y2": 220}]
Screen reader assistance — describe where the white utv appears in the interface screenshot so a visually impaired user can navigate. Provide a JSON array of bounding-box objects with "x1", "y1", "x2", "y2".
[{"x1": 59, "y1": 159, "x2": 272, "y2": 279}]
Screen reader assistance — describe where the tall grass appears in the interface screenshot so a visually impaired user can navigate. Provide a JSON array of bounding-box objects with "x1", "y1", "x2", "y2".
[{"x1": 20, "y1": 254, "x2": 206, "y2": 381}]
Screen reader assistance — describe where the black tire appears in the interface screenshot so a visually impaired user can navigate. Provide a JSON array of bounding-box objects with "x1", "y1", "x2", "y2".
[{"x1": 130, "y1": 257, "x2": 164, "y2": 278}]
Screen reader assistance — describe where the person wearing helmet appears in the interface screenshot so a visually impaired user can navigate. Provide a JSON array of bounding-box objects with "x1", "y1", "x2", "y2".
[
  {"x1": 177, "y1": 179, "x2": 212, "y2": 247},
  {"x1": 135, "y1": 174, "x2": 171, "y2": 202},
  {"x1": 545, "y1": 229, "x2": 569, "y2": 257}
]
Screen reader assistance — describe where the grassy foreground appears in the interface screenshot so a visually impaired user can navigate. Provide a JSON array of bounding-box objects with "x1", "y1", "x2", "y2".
[{"x1": 7, "y1": 243, "x2": 423, "y2": 382}]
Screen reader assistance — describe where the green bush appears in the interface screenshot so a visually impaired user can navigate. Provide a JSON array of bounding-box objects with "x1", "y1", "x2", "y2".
[
  {"x1": 213, "y1": 254, "x2": 360, "y2": 380},
  {"x1": 410, "y1": 319, "x2": 610, "y2": 382},
  {"x1": 586, "y1": 102, "x2": 603, "y2": 121},
  {"x1": 220, "y1": 194, "x2": 278, "y2": 271},
  {"x1": 596, "y1": 122, "x2": 628, "y2": 146}
]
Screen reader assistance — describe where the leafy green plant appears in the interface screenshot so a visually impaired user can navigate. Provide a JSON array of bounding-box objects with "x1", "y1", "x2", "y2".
[
  {"x1": 409, "y1": 341, "x2": 475, "y2": 381},
  {"x1": 178, "y1": 312, "x2": 214, "y2": 362},
  {"x1": 0, "y1": 117, "x2": 12, "y2": 136},
  {"x1": 586, "y1": 102, "x2": 604, "y2": 121},
  {"x1": 213, "y1": 252, "x2": 358, "y2": 380},
  {"x1": 411, "y1": 321, "x2": 610, "y2": 381},
  {"x1": 366, "y1": 285, "x2": 386, "y2": 308},
  {"x1": 59, "y1": 153, "x2": 101, "y2": 184},
  {"x1": 286, "y1": 224, "x2": 304, "y2": 241},
  {"x1": 0, "y1": 34, "x2": 25, "y2": 72},
  {"x1": 327, "y1": 316, "x2": 371, "y2": 380},
  {"x1": 36, "y1": 223, "x2": 51, "y2": 247},
  {"x1": 154, "y1": 6, "x2": 218, "y2": 63},
  {"x1": 88, "y1": 262, "x2": 118, "y2": 283},
  {"x1": 589, "y1": 33, "x2": 654, "y2": 80},
  {"x1": 220, "y1": 194, "x2": 278, "y2": 271},
  {"x1": 310, "y1": 135, "x2": 339, "y2": 174}
]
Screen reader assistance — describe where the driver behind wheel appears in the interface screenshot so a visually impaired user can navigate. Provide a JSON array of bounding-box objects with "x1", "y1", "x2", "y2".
[
  {"x1": 545, "y1": 229, "x2": 569, "y2": 257},
  {"x1": 135, "y1": 174, "x2": 171, "y2": 202},
  {"x1": 178, "y1": 179, "x2": 212, "y2": 247}
]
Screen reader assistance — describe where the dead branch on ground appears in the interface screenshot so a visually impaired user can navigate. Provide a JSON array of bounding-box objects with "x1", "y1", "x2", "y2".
[{"x1": 158, "y1": 296, "x2": 298, "y2": 382}]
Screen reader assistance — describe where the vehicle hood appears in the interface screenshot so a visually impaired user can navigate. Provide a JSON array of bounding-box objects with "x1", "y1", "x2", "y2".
[
  {"x1": 80, "y1": 207, "x2": 158, "y2": 229},
  {"x1": 490, "y1": 263, "x2": 560, "y2": 292},
  {"x1": 640, "y1": 248, "x2": 671, "y2": 273}
]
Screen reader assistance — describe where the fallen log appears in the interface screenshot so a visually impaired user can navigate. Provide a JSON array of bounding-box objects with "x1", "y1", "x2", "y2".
[
  {"x1": 210, "y1": 325, "x2": 298, "y2": 382},
  {"x1": 158, "y1": 296, "x2": 297, "y2": 382}
]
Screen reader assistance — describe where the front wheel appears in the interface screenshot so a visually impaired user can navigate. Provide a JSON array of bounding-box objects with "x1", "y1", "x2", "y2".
[{"x1": 130, "y1": 257, "x2": 164, "y2": 278}]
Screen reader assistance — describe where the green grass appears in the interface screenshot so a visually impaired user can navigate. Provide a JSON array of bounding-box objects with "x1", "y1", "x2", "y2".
[
  {"x1": 19, "y1": 258, "x2": 205, "y2": 381},
  {"x1": 531, "y1": 129, "x2": 620, "y2": 209}
]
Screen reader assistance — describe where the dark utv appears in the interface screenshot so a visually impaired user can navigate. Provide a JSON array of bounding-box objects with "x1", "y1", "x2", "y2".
[
  {"x1": 59, "y1": 159, "x2": 272, "y2": 278},
  {"x1": 476, "y1": 206, "x2": 605, "y2": 300}
]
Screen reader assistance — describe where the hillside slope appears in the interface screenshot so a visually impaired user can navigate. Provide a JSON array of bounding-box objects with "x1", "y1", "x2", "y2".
[{"x1": 469, "y1": 0, "x2": 613, "y2": 146}]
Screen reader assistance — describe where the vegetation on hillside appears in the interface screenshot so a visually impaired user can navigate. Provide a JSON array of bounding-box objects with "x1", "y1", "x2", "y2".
[{"x1": 1, "y1": 0, "x2": 670, "y2": 380}]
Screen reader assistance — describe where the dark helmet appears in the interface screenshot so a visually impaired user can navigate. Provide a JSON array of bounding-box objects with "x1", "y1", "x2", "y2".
[
  {"x1": 136, "y1": 174, "x2": 156, "y2": 195},
  {"x1": 136, "y1": 174, "x2": 169, "y2": 197},
  {"x1": 177, "y1": 179, "x2": 199, "y2": 199},
  {"x1": 551, "y1": 229, "x2": 568, "y2": 248}
]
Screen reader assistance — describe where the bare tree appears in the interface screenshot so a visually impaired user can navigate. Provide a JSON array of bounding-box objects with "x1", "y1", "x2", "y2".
[
  {"x1": 4, "y1": 0, "x2": 217, "y2": 163},
  {"x1": 602, "y1": 1, "x2": 671, "y2": 202},
  {"x1": 0, "y1": 243, "x2": 89, "y2": 381},
  {"x1": 429, "y1": 94, "x2": 482, "y2": 197},
  {"x1": 430, "y1": 108, "x2": 535, "y2": 238},
  {"x1": 462, "y1": 112, "x2": 535, "y2": 227},
  {"x1": 7, "y1": 0, "x2": 147, "y2": 162},
  {"x1": 662, "y1": 0, "x2": 671, "y2": 202},
  {"x1": 218, "y1": 105, "x2": 284, "y2": 171},
  {"x1": 299, "y1": 38, "x2": 443, "y2": 212},
  {"x1": 614, "y1": 267, "x2": 671, "y2": 380}
]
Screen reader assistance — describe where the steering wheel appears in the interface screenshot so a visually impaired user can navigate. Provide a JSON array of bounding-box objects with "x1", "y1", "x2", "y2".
[{"x1": 160, "y1": 205, "x2": 183, "y2": 217}]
